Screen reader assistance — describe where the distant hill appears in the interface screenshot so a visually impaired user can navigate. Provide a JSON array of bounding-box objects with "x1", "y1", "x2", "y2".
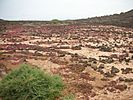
[
  {"x1": 0, "y1": 10, "x2": 133, "y2": 28},
  {"x1": 75, "y1": 9, "x2": 133, "y2": 27},
  {"x1": 0, "y1": 19, "x2": 5, "y2": 22}
]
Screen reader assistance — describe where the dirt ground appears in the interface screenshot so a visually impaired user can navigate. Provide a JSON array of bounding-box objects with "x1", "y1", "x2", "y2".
[{"x1": 0, "y1": 23, "x2": 133, "y2": 100}]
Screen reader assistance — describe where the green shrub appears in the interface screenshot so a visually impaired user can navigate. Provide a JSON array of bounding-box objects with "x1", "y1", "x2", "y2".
[{"x1": 0, "y1": 64, "x2": 64, "y2": 100}]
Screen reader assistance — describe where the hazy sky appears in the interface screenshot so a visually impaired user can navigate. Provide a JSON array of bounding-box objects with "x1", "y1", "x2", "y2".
[{"x1": 0, "y1": 0, "x2": 133, "y2": 20}]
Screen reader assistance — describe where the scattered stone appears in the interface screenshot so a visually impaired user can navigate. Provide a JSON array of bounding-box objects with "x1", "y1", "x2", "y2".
[
  {"x1": 115, "y1": 84, "x2": 127, "y2": 91},
  {"x1": 90, "y1": 91, "x2": 96, "y2": 97},
  {"x1": 119, "y1": 53, "x2": 129, "y2": 62},
  {"x1": 88, "y1": 57, "x2": 97, "y2": 62},
  {"x1": 99, "y1": 56, "x2": 114, "y2": 63},
  {"x1": 125, "y1": 57, "x2": 130, "y2": 62},
  {"x1": 91, "y1": 64, "x2": 97, "y2": 70},
  {"x1": 104, "y1": 72, "x2": 115, "y2": 77},
  {"x1": 111, "y1": 66, "x2": 120, "y2": 74},
  {"x1": 97, "y1": 68, "x2": 104, "y2": 74},
  {"x1": 103, "y1": 90, "x2": 108, "y2": 94},
  {"x1": 99, "y1": 45, "x2": 112, "y2": 52},
  {"x1": 119, "y1": 77, "x2": 125, "y2": 81},
  {"x1": 110, "y1": 54, "x2": 118, "y2": 59},
  {"x1": 131, "y1": 55, "x2": 133, "y2": 60},
  {"x1": 77, "y1": 83, "x2": 93, "y2": 94},
  {"x1": 80, "y1": 72, "x2": 90, "y2": 79},
  {"x1": 129, "y1": 47, "x2": 133, "y2": 53},
  {"x1": 71, "y1": 45, "x2": 81, "y2": 50},
  {"x1": 119, "y1": 77, "x2": 133, "y2": 82},
  {"x1": 124, "y1": 78, "x2": 133, "y2": 82},
  {"x1": 80, "y1": 72, "x2": 95, "y2": 81},
  {"x1": 121, "y1": 68, "x2": 132, "y2": 74},
  {"x1": 98, "y1": 64, "x2": 104, "y2": 69},
  {"x1": 34, "y1": 51, "x2": 43, "y2": 56},
  {"x1": 107, "y1": 87, "x2": 115, "y2": 92},
  {"x1": 101, "y1": 77, "x2": 110, "y2": 81},
  {"x1": 58, "y1": 53, "x2": 65, "y2": 57},
  {"x1": 69, "y1": 63, "x2": 86, "y2": 73}
]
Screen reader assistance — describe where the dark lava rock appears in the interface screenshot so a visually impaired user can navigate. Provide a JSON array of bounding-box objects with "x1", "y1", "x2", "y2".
[
  {"x1": 104, "y1": 72, "x2": 115, "y2": 77},
  {"x1": 107, "y1": 87, "x2": 115, "y2": 92},
  {"x1": 77, "y1": 83, "x2": 93, "y2": 94},
  {"x1": 99, "y1": 56, "x2": 114, "y2": 63},
  {"x1": 129, "y1": 47, "x2": 133, "y2": 53},
  {"x1": 99, "y1": 45, "x2": 112, "y2": 52},
  {"x1": 119, "y1": 77, "x2": 125, "y2": 81},
  {"x1": 119, "y1": 77, "x2": 133, "y2": 82},
  {"x1": 115, "y1": 84, "x2": 127, "y2": 91},
  {"x1": 90, "y1": 91, "x2": 97, "y2": 97},
  {"x1": 88, "y1": 57, "x2": 97, "y2": 62},
  {"x1": 97, "y1": 68, "x2": 104, "y2": 74},
  {"x1": 80, "y1": 72, "x2": 90, "y2": 79},
  {"x1": 58, "y1": 53, "x2": 65, "y2": 57},
  {"x1": 98, "y1": 64, "x2": 104, "y2": 69},
  {"x1": 71, "y1": 45, "x2": 82, "y2": 50},
  {"x1": 108, "y1": 81, "x2": 117, "y2": 87},
  {"x1": 101, "y1": 77, "x2": 110, "y2": 81},
  {"x1": 125, "y1": 57, "x2": 130, "y2": 62},
  {"x1": 124, "y1": 78, "x2": 133, "y2": 82},
  {"x1": 111, "y1": 66, "x2": 120, "y2": 74},
  {"x1": 106, "y1": 81, "x2": 127, "y2": 92},
  {"x1": 80, "y1": 72, "x2": 95, "y2": 81},
  {"x1": 119, "y1": 53, "x2": 129, "y2": 62},
  {"x1": 110, "y1": 54, "x2": 118, "y2": 59},
  {"x1": 121, "y1": 68, "x2": 132, "y2": 74},
  {"x1": 131, "y1": 55, "x2": 133, "y2": 60},
  {"x1": 69, "y1": 63, "x2": 86, "y2": 73},
  {"x1": 91, "y1": 64, "x2": 97, "y2": 70}
]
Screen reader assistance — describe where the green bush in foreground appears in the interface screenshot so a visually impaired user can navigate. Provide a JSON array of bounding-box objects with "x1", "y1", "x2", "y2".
[{"x1": 0, "y1": 64, "x2": 64, "y2": 100}]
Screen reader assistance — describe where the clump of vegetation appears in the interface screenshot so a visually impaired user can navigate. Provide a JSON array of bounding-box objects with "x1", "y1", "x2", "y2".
[
  {"x1": 0, "y1": 64, "x2": 64, "y2": 100},
  {"x1": 51, "y1": 19, "x2": 61, "y2": 24}
]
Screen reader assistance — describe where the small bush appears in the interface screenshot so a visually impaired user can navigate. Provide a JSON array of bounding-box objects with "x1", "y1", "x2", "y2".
[{"x1": 0, "y1": 64, "x2": 64, "y2": 100}]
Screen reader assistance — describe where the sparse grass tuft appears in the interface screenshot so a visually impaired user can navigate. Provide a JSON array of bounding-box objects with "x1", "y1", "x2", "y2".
[{"x1": 63, "y1": 94, "x2": 75, "y2": 100}]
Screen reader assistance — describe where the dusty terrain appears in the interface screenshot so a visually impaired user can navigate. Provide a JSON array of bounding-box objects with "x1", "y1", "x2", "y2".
[{"x1": 0, "y1": 22, "x2": 133, "y2": 100}]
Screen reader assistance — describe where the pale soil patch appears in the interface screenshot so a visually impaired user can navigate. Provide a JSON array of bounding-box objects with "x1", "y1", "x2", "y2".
[
  {"x1": 61, "y1": 47, "x2": 112, "y2": 59},
  {"x1": 27, "y1": 59, "x2": 60, "y2": 73}
]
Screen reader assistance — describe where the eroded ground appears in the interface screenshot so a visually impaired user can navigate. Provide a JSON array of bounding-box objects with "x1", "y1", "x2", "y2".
[{"x1": 0, "y1": 23, "x2": 133, "y2": 100}]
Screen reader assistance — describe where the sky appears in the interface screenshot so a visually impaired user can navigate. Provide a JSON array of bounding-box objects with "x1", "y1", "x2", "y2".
[{"x1": 0, "y1": 0, "x2": 133, "y2": 20}]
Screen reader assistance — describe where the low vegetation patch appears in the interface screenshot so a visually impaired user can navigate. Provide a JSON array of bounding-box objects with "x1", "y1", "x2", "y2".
[{"x1": 0, "y1": 64, "x2": 64, "y2": 100}]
